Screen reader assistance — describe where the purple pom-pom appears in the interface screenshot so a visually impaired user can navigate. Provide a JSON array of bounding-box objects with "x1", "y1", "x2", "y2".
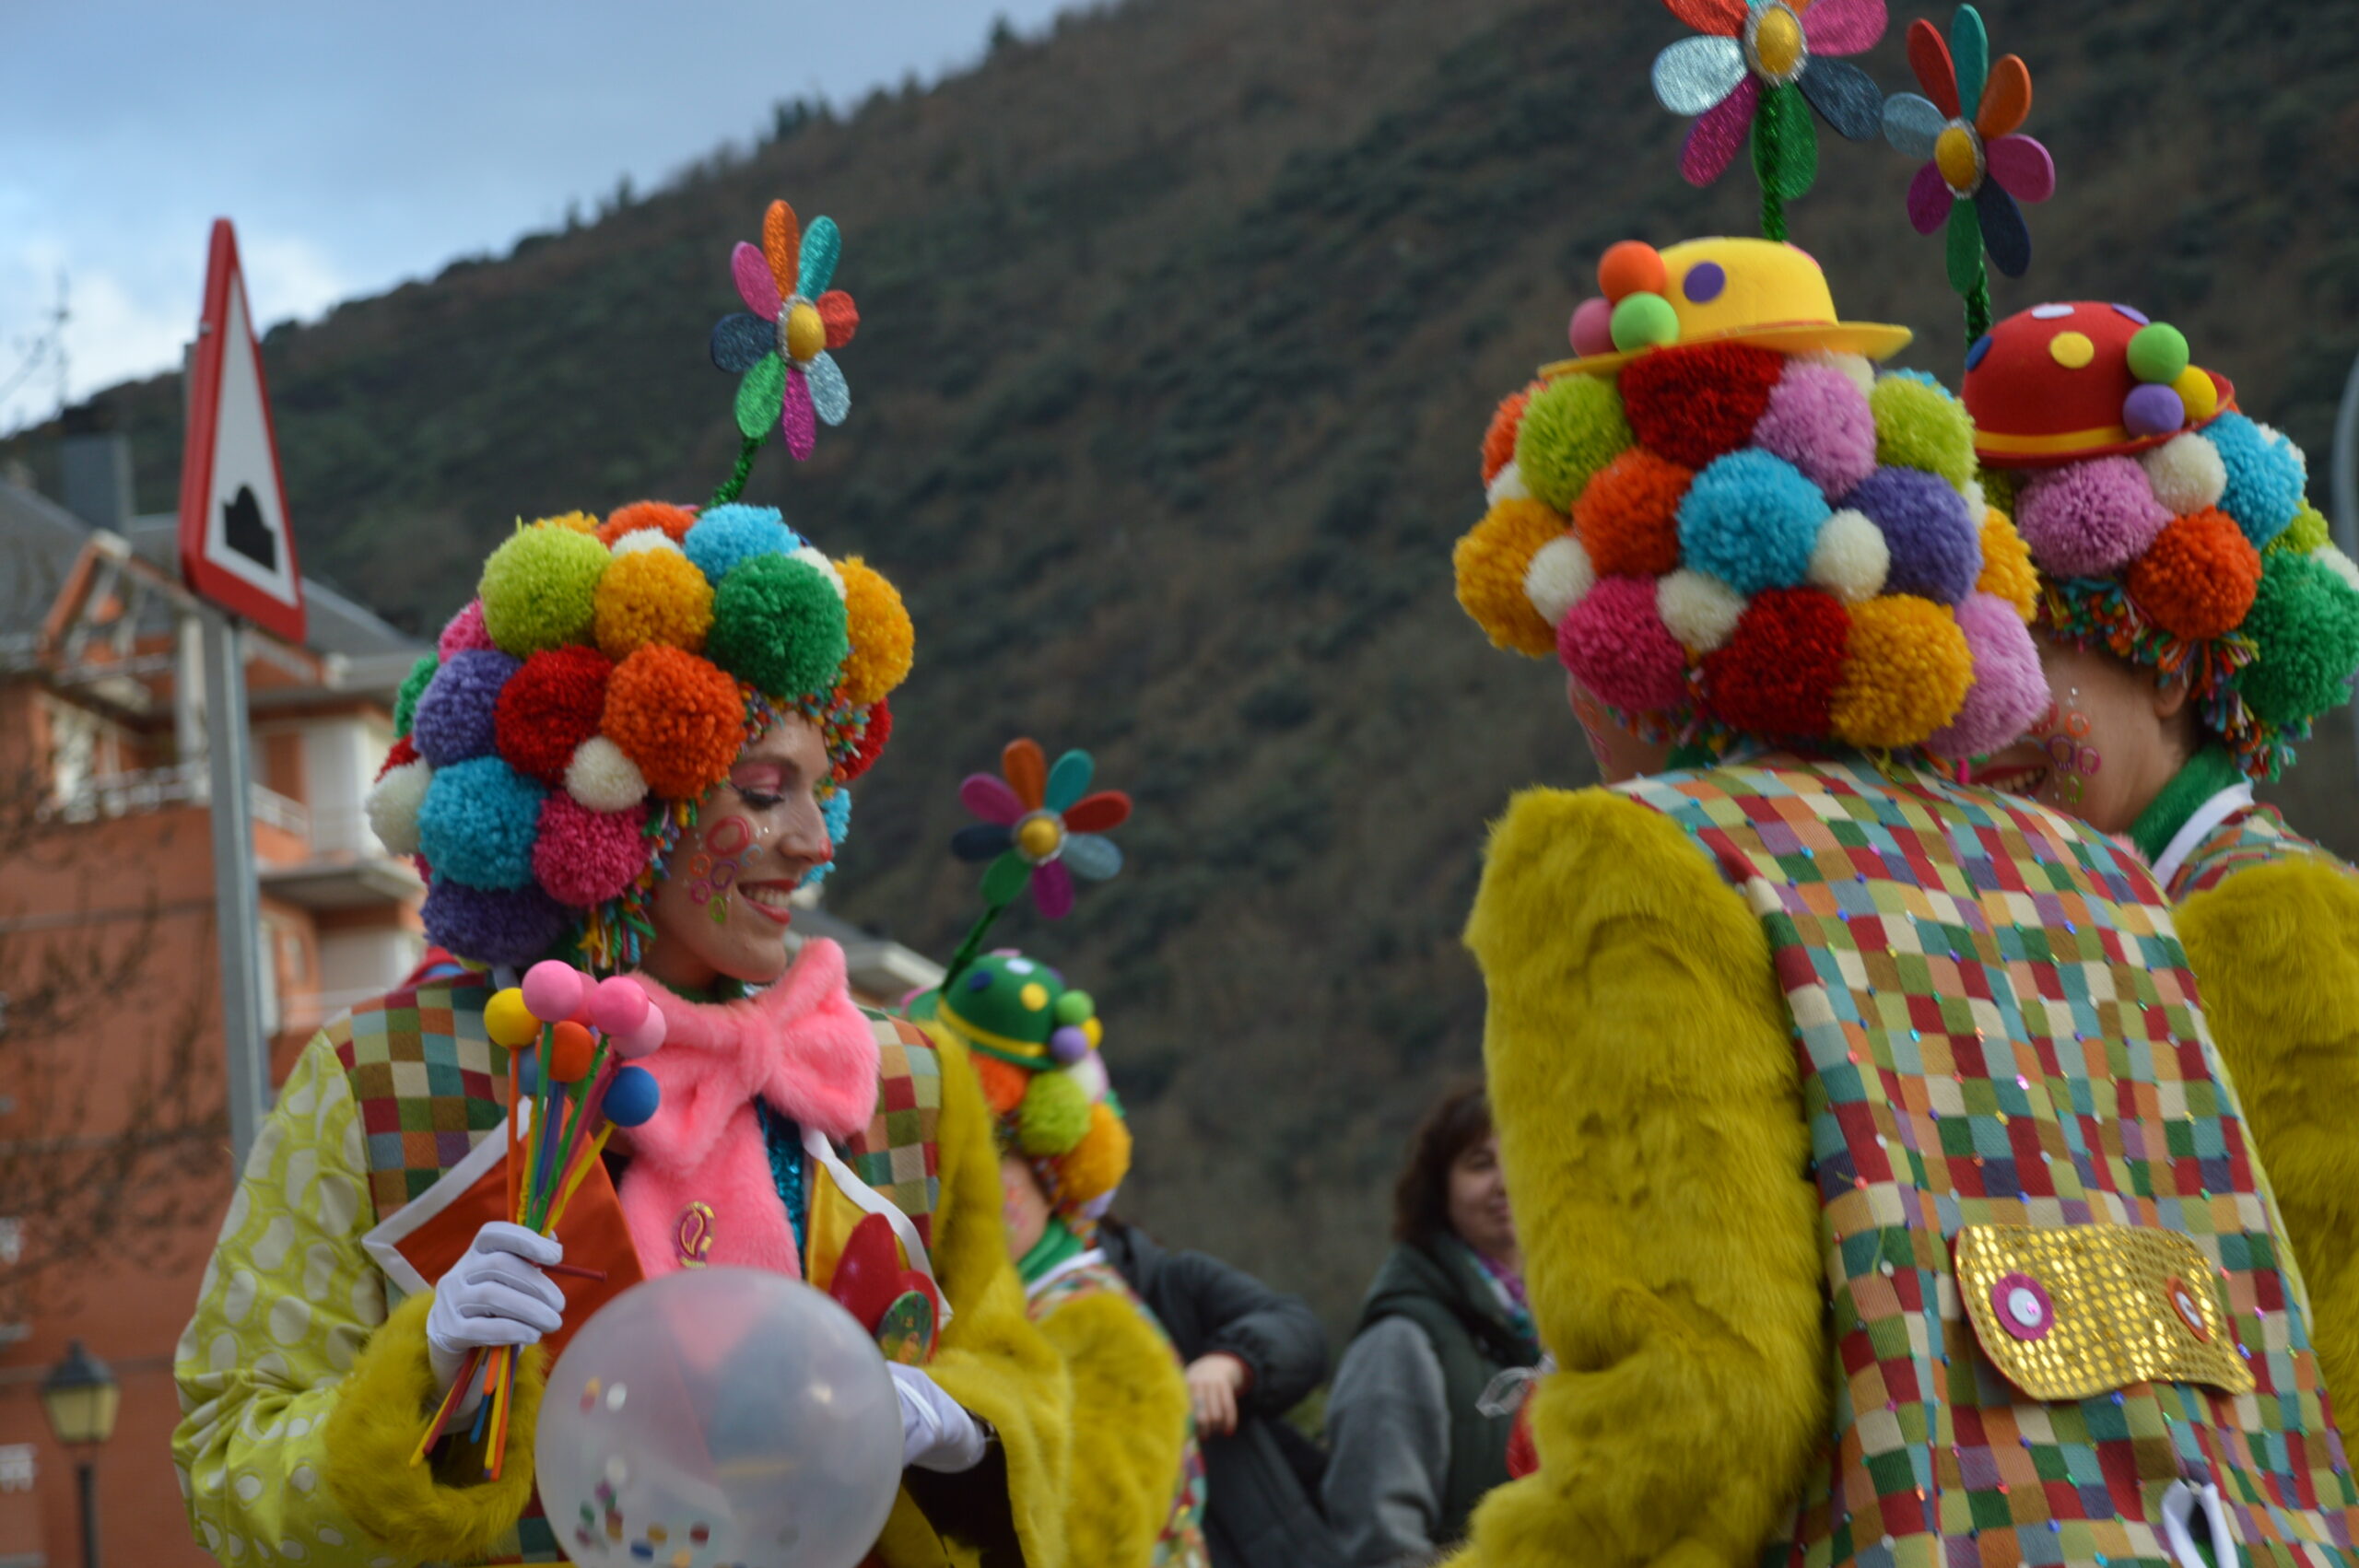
[
  {"x1": 1555, "y1": 575, "x2": 1690, "y2": 713},
  {"x1": 411, "y1": 649, "x2": 520, "y2": 766},
  {"x1": 2014, "y1": 456, "x2": 2169, "y2": 578},
  {"x1": 1928, "y1": 595, "x2": 2049, "y2": 760},
  {"x1": 1050, "y1": 1025, "x2": 1091, "y2": 1064},
  {"x1": 1751, "y1": 364, "x2": 1878, "y2": 501},
  {"x1": 421, "y1": 879, "x2": 568, "y2": 968},
  {"x1": 1842, "y1": 467, "x2": 1981, "y2": 604},
  {"x1": 2123, "y1": 383, "x2": 2186, "y2": 439}
]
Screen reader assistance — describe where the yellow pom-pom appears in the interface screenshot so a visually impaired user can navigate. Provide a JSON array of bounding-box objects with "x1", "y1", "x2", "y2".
[
  {"x1": 1454, "y1": 498, "x2": 1567, "y2": 656},
  {"x1": 1057, "y1": 1102, "x2": 1133, "y2": 1205},
  {"x1": 485, "y1": 988, "x2": 541, "y2": 1050},
  {"x1": 1082, "y1": 1015, "x2": 1103, "y2": 1049},
  {"x1": 1830, "y1": 594, "x2": 1972, "y2": 749},
  {"x1": 539, "y1": 510, "x2": 602, "y2": 535},
  {"x1": 593, "y1": 544, "x2": 715, "y2": 660},
  {"x1": 1975, "y1": 508, "x2": 2038, "y2": 623},
  {"x1": 2175, "y1": 364, "x2": 2219, "y2": 422},
  {"x1": 835, "y1": 557, "x2": 915, "y2": 707}
]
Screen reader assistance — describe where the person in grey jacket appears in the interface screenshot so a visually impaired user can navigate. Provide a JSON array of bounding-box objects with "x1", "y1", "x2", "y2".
[
  {"x1": 1101, "y1": 1217, "x2": 1344, "y2": 1568},
  {"x1": 1323, "y1": 1085, "x2": 1538, "y2": 1567}
]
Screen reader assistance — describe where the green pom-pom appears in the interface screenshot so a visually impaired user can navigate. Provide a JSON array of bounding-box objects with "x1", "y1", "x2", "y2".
[
  {"x1": 393, "y1": 653, "x2": 439, "y2": 739},
  {"x1": 2236, "y1": 551, "x2": 2359, "y2": 726},
  {"x1": 1513, "y1": 374, "x2": 1633, "y2": 512},
  {"x1": 2126, "y1": 323, "x2": 2190, "y2": 386},
  {"x1": 1052, "y1": 989, "x2": 1094, "y2": 1026},
  {"x1": 2285, "y1": 501, "x2": 2331, "y2": 555},
  {"x1": 1609, "y1": 293, "x2": 1679, "y2": 354},
  {"x1": 1980, "y1": 465, "x2": 2022, "y2": 518},
  {"x1": 478, "y1": 526, "x2": 609, "y2": 655},
  {"x1": 1017, "y1": 1071, "x2": 1091, "y2": 1157},
  {"x1": 706, "y1": 556, "x2": 851, "y2": 700},
  {"x1": 1870, "y1": 375, "x2": 1976, "y2": 490}
]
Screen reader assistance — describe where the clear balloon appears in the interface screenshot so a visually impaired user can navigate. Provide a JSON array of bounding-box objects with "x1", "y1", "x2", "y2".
[{"x1": 536, "y1": 1268, "x2": 903, "y2": 1568}]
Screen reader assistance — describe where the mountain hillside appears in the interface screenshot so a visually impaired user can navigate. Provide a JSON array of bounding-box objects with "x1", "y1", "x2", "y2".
[{"x1": 12, "y1": 0, "x2": 2357, "y2": 1328}]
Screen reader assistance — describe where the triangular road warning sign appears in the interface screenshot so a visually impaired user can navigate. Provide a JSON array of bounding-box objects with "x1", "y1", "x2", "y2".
[{"x1": 178, "y1": 218, "x2": 305, "y2": 642}]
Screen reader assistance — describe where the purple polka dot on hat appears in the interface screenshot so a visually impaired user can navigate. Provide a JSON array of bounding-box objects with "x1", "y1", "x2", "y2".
[
  {"x1": 2111, "y1": 303, "x2": 2151, "y2": 325},
  {"x1": 1841, "y1": 467, "x2": 1981, "y2": 604},
  {"x1": 1684, "y1": 262, "x2": 1726, "y2": 304}
]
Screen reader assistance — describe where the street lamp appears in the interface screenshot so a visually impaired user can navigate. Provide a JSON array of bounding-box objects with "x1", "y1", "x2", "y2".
[{"x1": 39, "y1": 1340, "x2": 118, "y2": 1568}]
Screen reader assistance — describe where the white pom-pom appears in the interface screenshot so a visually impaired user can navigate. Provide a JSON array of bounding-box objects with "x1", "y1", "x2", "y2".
[
  {"x1": 1485, "y1": 461, "x2": 1532, "y2": 507},
  {"x1": 609, "y1": 529, "x2": 684, "y2": 559},
  {"x1": 565, "y1": 736, "x2": 648, "y2": 812},
  {"x1": 1522, "y1": 535, "x2": 1595, "y2": 627},
  {"x1": 1657, "y1": 569, "x2": 1745, "y2": 653},
  {"x1": 789, "y1": 545, "x2": 847, "y2": 601},
  {"x1": 1807, "y1": 509, "x2": 1890, "y2": 603},
  {"x1": 1800, "y1": 350, "x2": 1876, "y2": 399},
  {"x1": 1065, "y1": 1053, "x2": 1110, "y2": 1103},
  {"x1": 2314, "y1": 544, "x2": 2359, "y2": 595},
  {"x1": 1957, "y1": 477, "x2": 1985, "y2": 522},
  {"x1": 366, "y1": 760, "x2": 432, "y2": 857},
  {"x1": 2141, "y1": 433, "x2": 2227, "y2": 515}
]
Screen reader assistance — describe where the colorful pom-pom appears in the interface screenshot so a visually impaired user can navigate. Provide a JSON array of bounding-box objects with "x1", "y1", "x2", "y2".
[
  {"x1": 2013, "y1": 456, "x2": 2171, "y2": 579},
  {"x1": 1057, "y1": 1103, "x2": 1133, "y2": 1204},
  {"x1": 1567, "y1": 298, "x2": 1615, "y2": 358},
  {"x1": 1482, "y1": 387, "x2": 1535, "y2": 486},
  {"x1": 1523, "y1": 535, "x2": 1596, "y2": 629},
  {"x1": 1829, "y1": 595, "x2": 1971, "y2": 749},
  {"x1": 2126, "y1": 507, "x2": 2261, "y2": 641},
  {"x1": 837, "y1": 557, "x2": 916, "y2": 707},
  {"x1": 836, "y1": 697, "x2": 893, "y2": 783},
  {"x1": 1807, "y1": 509, "x2": 1889, "y2": 603},
  {"x1": 706, "y1": 555, "x2": 850, "y2": 701},
  {"x1": 593, "y1": 544, "x2": 715, "y2": 660},
  {"x1": 565, "y1": 734, "x2": 649, "y2": 813},
  {"x1": 2284, "y1": 502, "x2": 2331, "y2": 555},
  {"x1": 601, "y1": 646, "x2": 745, "y2": 800},
  {"x1": 438, "y1": 601, "x2": 496, "y2": 660},
  {"x1": 597, "y1": 500, "x2": 698, "y2": 550},
  {"x1": 602, "y1": 1065, "x2": 663, "y2": 1128},
  {"x1": 2314, "y1": 544, "x2": 2359, "y2": 596},
  {"x1": 376, "y1": 732, "x2": 418, "y2": 784},
  {"x1": 1975, "y1": 509, "x2": 2039, "y2": 622},
  {"x1": 483, "y1": 988, "x2": 540, "y2": 1050},
  {"x1": 393, "y1": 653, "x2": 439, "y2": 740},
  {"x1": 1485, "y1": 462, "x2": 1532, "y2": 507},
  {"x1": 2236, "y1": 552, "x2": 2359, "y2": 726},
  {"x1": 1868, "y1": 374, "x2": 1977, "y2": 491},
  {"x1": 1609, "y1": 293, "x2": 1680, "y2": 354},
  {"x1": 477, "y1": 521, "x2": 611, "y2": 657},
  {"x1": 2205, "y1": 413, "x2": 2306, "y2": 548},
  {"x1": 589, "y1": 975, "x2": 651, "y2": 1036},
  {"x1": 2126, "y1": 323, "x2": 2190, "y2": 386},
  {"x1": 1926, "y1": 593, "x2": 2048, "y2": 760},
  {"x1": 419, "y1": 756, "x2": 547, "y2": 891},
  {"x1": 1676, "y1": 449, "x2": 1830, "y2": 596},
  {"x1": 2122, "y1": 384, "x2": 2185, "y2": 439},
  {"x1": 1572, "y1": 449, "x2": 1692, "y2": 577},
  {"x1": 683, "y1": 504, "x2": 798, "y2": 586},
  {"x1": 522, "y1": 959, "x2": 588, "y2": 1024},
  {"x1": 1018, "y1": 1071, "x2": 1092, "y2": 1157},
  {"x1": 1843, "y1": 466, "x2": 1981, "y2": 605},
  {"x1": 1657, "y1": 569, "x2": 1746, "y2": 653},
  {"x1": 495, "y1": 645, "x2": 614, "y2": 786},
  {"x1": 1597, "y1": 240, "x2": 1667, "y2": 303},
  {"x1": 1453, "y1": 498, "x2": 1567, "y2": 656},
  {"x1": 533, "y1": 794, "x2": 651, "y2": 907},
  {"x1": 2141, "y1": 434, "x2": 2227, "y2": 517},
  {"x1": 1751, "y1": 361, "x2": 1879, "y2": 502},
  {"x1": 546, "y1": 1020, "x2": 596, "y2": 1082},
  {"x1": 421, "y1": 881, "x2": 567, "y2": 970},
  {"x1": 412, "y1": 650, "x2": 521, "y2": 767},
  {"x1": 971, "y1": 1054, "x2": 1031, "y2": 1117},
  {"x1": 1555, "y1": 576, "x2": 1690, "y2": 715},
  {"x1": 1700, "y1": 587, "x2": 1849, "y2": 737},
  {"x1": 1512, "y1": 376, "x2": 1633, "y2": 513},
  {"x1": 366, "y1": 759, "x2": 432, "y2": 857},
  {"x1": 1620, "y1": 343, "x2": 1785, "y2": 472},
  {"x1": 2174, "y1": 364, "x2": 2219, "y2": 422},
  {"x1": 612, "y1": 1005, "x2": 667, "y2": 1059},
  {"x1": 1801, "y1": 351, "x2": 1876, "y2": 399},
  {"x1": 1049, "y1": 1025, "x2": 1091, "y2": 1064}
]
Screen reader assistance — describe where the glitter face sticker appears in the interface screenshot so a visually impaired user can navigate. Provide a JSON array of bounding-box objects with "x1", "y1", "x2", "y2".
[
  {"x1": 2030, "y1": 689, "x2": 2102, "y2": 807},
  {"x1": 686, "y1": 815, "x2": 757, "y2": 922}
]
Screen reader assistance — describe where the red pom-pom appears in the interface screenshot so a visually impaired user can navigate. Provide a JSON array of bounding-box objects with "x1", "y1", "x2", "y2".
[
  {"x1": 533, "y1": 793, "x2": 651, "y2": 907},
  {"x1": 1482, "y1": 386, "x2": 1537, "y2": 486},
  {"x1": 376, "y1": 733, "x2": 419, "y2": 783},
  {"x1": 495, "y1": 646, "x2": 615, "y2": 785},
  {"x1": 602, "y1": 647, "x2": 745, "y2": 799},
  {"x1": 1701, "y1": 586, "x2": 1850, "y2": 737},
  {"x1": 1619, "y1": 343, "x2": 1786, "y2": 471},
  {"x1": 1598, "y1": 241, "x2": 1666, "y2": 304},
  {"x1": 836, "y1": 697, "x2": 893, "y2": 783},
  {"x1": 2127, "y1": 507, "x2": 2261, "y2": 642},
  {"x1": 1556, "y1": 576, "x2": 1689, "y2": 713},
  {"x1": 1572, "y1": 449, "x2": 1694, "y2": 577},
  {"x1": 597, "y1": 500, "x2": 697, "y2": 548}
]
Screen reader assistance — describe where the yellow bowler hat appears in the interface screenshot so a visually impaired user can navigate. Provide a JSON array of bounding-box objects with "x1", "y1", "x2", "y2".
[{"x1": 1543, "y1": 237, "x2": 1913, "y2": 380}]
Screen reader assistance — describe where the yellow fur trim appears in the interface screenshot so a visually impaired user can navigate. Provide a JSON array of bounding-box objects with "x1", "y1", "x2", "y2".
[
  {"x1": 2177, "y1": 857, "x2": 2359, "y2": 1410},
  {"x1": 1456, "y1": 788, "x2": 1827, "y2": 1566},
  {"x1": 321, "y1": 1292, "x2": 545, "y2": 1563},
  {"x1": 1039, "y1": 1291, "x2": 1191, "y2": 1568}
]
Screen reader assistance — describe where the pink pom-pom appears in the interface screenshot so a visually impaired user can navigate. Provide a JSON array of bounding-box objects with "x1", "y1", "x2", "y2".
[
  {"x1": 531, "y1": 795, "x2": 651, "y2": 908},
  {"x1": 614, "y1": 1005, "x2": 667, "y2": 1059},
  {"x1": 521, "y1": 958, "x2": 589, "y2": 1024},
  {"x1": 1568, "y1": 297, "x2": 1616, "y2": 357},
  {"x1": 1751, "y1": 363, "x2": 1878, "y2": 502},
  {"x1": 589, "y1": 974, "x2": 650, "y2": 1036},
  {"x1": 2014, "y1": 456, "x2": 2169, "y2": 578},
  {"x1": 1555, "y1": 575, "x2": 1690, "y2": 713},
  {"x1": 438, "y1": 600, "x2": 497, "y2": 660},
  {"x1": 1928, "y1": 593, "x2": 2048, "y2": 760}
]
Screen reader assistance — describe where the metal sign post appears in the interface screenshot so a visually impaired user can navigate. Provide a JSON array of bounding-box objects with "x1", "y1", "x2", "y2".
[{"x1": 200, "y1": 606, "x2": 270, "y2": 1166}]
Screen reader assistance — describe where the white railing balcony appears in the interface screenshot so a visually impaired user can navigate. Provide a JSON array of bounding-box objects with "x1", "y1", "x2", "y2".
[{"x1": 50, "y1": 760, "x2": 311, "y2": 837}]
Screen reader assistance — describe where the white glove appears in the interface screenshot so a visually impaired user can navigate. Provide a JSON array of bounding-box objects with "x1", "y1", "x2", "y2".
[
  {"x1": 426, "y1": 1222, "x2": 566, "y2": 1402},
  {"x1": 888, "y1": 1363, "x2": 989, "y2": 1473}
]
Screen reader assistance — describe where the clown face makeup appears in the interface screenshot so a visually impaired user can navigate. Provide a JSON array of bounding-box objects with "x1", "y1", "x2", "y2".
[{"x1": 1972, "y1": 636, "x2": 2196, "y2": 835}]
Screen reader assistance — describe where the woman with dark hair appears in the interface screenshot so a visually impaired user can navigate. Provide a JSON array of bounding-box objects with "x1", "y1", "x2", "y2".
[{"x1": 1321, "y1": 1085, "x2": 1538, "y2": 1566}]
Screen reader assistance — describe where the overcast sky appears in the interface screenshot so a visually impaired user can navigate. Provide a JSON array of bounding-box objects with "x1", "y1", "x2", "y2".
[{"x1": 0, "y1": 1, "x2": 1081, "y2": 432}]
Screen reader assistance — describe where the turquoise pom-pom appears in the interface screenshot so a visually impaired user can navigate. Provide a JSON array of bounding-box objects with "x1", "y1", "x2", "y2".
[
  {"x1": 1676, "y1": 449, "x2": 1832, "y2": 596},
  {"x1": 417, "y1": 755, "x2": 546, "y2": 890},
  {"x1": 2205, "y1": 414, "x2": 2306, "y2": 548},
  {"x1": 804, "y1": 787, "x2": 854, "y2": 889},
  {"x1": 685, "y1": 504, "x2": 804, "y2": 587}
]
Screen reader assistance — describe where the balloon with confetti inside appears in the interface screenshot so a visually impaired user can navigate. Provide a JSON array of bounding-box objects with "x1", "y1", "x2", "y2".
[{"x1": 536, "y1": 1268, "x2": 902, "y2": 1568}]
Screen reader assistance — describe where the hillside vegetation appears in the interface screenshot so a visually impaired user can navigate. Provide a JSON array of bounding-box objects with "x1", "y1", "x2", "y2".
[{"x1": 13, "y1": 0, "x2": 2356, "y2": 1326}]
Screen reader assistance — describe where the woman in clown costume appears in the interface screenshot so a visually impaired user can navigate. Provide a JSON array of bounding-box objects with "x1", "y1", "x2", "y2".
[
  {"x1": 1447, "y1": 235, "x2": 2359, "y2": 1564},
  {"x1": 914, "y1": 949, "x2": 1209, "y2": 1568},
  {"x1": 1960, "y1": 301, "x2": 2359, "y2": 1410},
  {"x1": 171, "y1": 201, "x2": 1073, "y2": 1568}
]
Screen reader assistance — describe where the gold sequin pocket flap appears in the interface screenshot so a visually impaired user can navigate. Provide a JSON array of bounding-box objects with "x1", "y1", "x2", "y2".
[{"x1": 1954, "y1": 1223, "x2": 2252, "y2": 1401}]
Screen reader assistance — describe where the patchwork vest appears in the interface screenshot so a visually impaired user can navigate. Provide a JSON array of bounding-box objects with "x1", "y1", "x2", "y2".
[
  {"x1": 328, "y1": 973, "x2": 946, "y2": 1565},
  {"x1": 2169, "y1": 802, "x2": 2355, "y2": 901},
  {"x1": 1618, "y1": 756, "x2": 2359, "y2": 1568}
]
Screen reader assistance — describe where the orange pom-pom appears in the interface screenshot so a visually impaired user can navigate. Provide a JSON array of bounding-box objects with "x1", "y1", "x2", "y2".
[
  {"x1": 1056, "y1": 1102, "x2": 1132, "y2": 1205},
  {"x1": 600, "y1": 646, "x2": 744, "y2": 799},
  {"x1": 971, "y1": 1054, "x2": 1031, "y2": 1117},
  {"x1": 1598, "y1": 240, "x2": 1666, "y2": 304},
  {"x1": 547, "y1": 1020, "x2": 596, "y2": 1082},
  {"x1": 1454, "y1": 497, "x2": 1567, "y2": 657},
  {"x1": 594, "y1": 545, "x2": 714, "y2": 659},
  {"x1": 836, "y1": 557, "x2": 915, "y2": 708},
  {"x1": 540, "y1": 510, "x2": 602, "y2": 535},
  {"x1": 1975, "y1": 507, "x2": 2038, "y2": 623},
  {"x1": 598, "y1": 501, "x2": 697, "y2": 548},
  {"x1": 2127, "y1": 507, "x2": 2261, "y2": 641},
  {"x1": 1482, "y1": 385, "x2": 1537, "y2": 485},
  {"x1": 1572, "y1": 448, "x2": 1693, "y2": 577}
]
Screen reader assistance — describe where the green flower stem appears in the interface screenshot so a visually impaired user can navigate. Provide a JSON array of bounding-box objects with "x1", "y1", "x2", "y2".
[
  {"x1": 1753, "y1": 98, "x2": 1788, "y2": 242},
  {"x1": 710, "y1": 435, "x2": 762, "y2": 508},
  {"x1": 1962, "y1": 273, "x2": 1994, "y2": 356},
  {"x1": 942, "y1": 899, "x2": 1015, "y2": 989}
]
